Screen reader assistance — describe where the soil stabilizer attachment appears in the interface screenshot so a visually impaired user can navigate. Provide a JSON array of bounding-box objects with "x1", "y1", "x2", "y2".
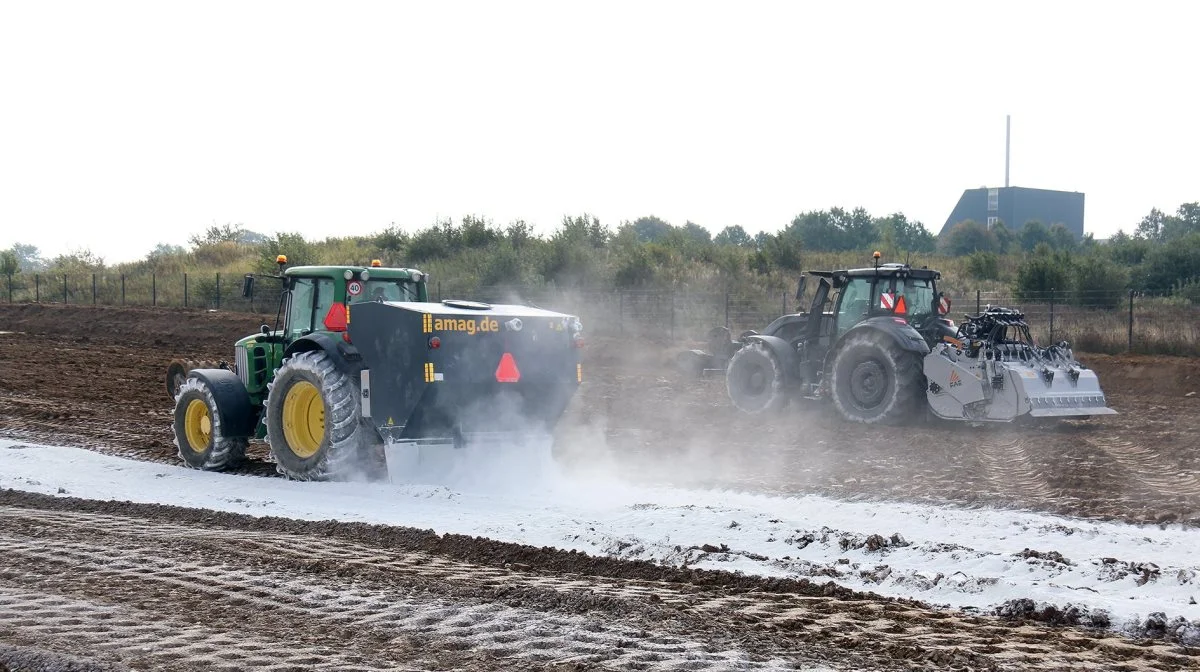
[{"x1": 923, "y1": 307, "x2": 1115, "y2": 421}]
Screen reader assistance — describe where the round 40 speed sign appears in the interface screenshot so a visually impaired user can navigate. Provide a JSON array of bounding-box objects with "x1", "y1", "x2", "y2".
[{"x1": 347, "y1": 280, "x2": 364, "y2": 297}]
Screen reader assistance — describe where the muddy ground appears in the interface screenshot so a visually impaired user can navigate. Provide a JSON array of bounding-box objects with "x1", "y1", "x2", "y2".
[{"x1": 1, "y1": 303, "x2": 1199, "y2": 670}]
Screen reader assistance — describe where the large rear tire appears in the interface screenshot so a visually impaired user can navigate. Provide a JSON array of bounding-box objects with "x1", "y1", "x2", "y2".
[
  {"x1": 173, "y1": 378, "x2": 248, "y2": 470},
  {"x1": 726, "y1": 341, "x2": 787, "y2": 414},
  {"x1": 265, "y1": 350, "x2": 363, "y2": 481},
  {"x1": 830, "y1": 334, "x2": 922, "y2": 424}
]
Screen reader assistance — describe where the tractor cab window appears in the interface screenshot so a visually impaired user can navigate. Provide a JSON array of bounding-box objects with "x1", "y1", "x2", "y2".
[
  {"x1": 899, "y1": 278, "x2": 936, "y2": 323},
  {"x1": 836, "y1": 277, "x2": 873, "y2": 334},
  {"x1": 359, "y1": 279, "x2": 419, "y2": 303},
  {"x1": 312, "y1": 278, "x2": 336, "y2": 330},
  {"x1": 286, "y1": 278, "x2": 315, "y2": 340}
]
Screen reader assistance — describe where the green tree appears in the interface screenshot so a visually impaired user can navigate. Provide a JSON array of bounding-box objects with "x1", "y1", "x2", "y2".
[
  {"x1": 714, "y1": 225, "x2": 751, "y2": 247},
  {"x1": 1015, "y1": 245, "x2": 1072, "y2": 298},
  {"x1": 875, "y1": 213, "x2": 935, "y2": 254},
  {"x1": 680, "y1": 221, "x2": 711, "y2": 245},
  {"x1": 8, "y1": 243, "x2": 44, "y2": 271},
  {"x1": 1048, "y1": 223, "x2": 1076, "y2": 250},
  {"x1": 1071, "y1": 253, "x2": 1128, "y2": 308},
  {"x1": 1019, "y1": 221, "x2": 1052, "y2": 251},
  {"x1": 188, "y1": 223, "x2": 244, "y2": 248},
  {"x1": 259, "y1": 232, "x2": 317, "y2": 272},
  {"x1": 965, "y1": 251, "x2": 1000, "y2": 281},
  {"x1": 940, "y1": 220, "x2": 998, "y2": 255},
  {"x1": 630, "y1": 215, "x2": 672, "y2": 243},
  {"x1": 990, "y1": 221, "x2": 1017, "y2": 254},
  {"x1": 49, "y1": 248, "x2": 105, "y2": 272},
  {"x1": 0, "y1": 250, "x2": 19, "y2": 276},
  {"x1": 373, "y1": 224, "x2": 409, "y2": 254}
]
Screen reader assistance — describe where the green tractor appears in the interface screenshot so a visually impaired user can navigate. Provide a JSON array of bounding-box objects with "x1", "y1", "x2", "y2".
[{"x1": 168, "y1": 257, "x2": 585, "y2": 480}]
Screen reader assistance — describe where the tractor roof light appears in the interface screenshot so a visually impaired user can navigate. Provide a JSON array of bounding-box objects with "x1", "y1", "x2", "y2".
[
  {"x1": 343, "y1": 269, "x2": 354, "y2": 280},
  {"x1": 371, "y1": 259, "x2": 382, "y2": 267},
  {"x1": 411, "y1": 271, "x2": 423, "y2": 282},
  {"x1": 361, "y1": 269, "x2": 370, "y2": 281},
  {"x1": 276, "y1": 255, "x2": 288, "y2": 264}
]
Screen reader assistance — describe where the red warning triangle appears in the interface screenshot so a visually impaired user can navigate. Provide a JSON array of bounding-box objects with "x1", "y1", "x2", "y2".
[{"x1": 495, "y1": 352, "x2": 521, "y2": 383}]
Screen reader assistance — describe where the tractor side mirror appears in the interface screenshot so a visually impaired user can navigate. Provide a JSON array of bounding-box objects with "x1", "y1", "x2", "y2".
[
  {"x1": 260, "y1": 324, "x2": 270, "y2": 335},
  {"x1": 794, "y1": 275, "x2": 807, "y2": 303},
  {"x1": 242, "y1": 274, "x2": 254, "y2": 298}
]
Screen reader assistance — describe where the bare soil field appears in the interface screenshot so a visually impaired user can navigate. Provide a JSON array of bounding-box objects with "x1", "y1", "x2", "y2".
[{"x1": 1, "y1": 303, "x2": 1199, "y2": 670}]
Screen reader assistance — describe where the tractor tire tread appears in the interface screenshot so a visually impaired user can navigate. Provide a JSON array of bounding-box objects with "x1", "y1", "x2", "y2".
[
  {"x1": 265, "y1": 350, "x2": 363, "y2": 481},
  {"x1": 172, "y1": 378, "x2": 249, "y2": 471}
]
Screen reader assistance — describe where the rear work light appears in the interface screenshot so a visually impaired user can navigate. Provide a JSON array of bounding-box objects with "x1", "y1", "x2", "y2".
[{"x1": 427, "y1": 336, "x2": 441, "y2": 349}]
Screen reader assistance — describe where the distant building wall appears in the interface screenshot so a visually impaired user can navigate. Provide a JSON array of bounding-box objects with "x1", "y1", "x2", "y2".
[{"x1": 940, "y1": 187, "x2": 1085, "y2": 239}]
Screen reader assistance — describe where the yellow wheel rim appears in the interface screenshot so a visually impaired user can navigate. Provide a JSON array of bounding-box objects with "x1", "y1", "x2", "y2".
[
  {"x1": 184, "y1": 399, "x2": 212, "y2": 453},
  {"x1": 282, "y1": 380, "x2": 324, "y2": 458}
]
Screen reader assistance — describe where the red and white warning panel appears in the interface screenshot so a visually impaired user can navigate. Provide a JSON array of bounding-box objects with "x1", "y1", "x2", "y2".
[{"x1": 880, "y1": 292, "x2": 895, "y2": 310}]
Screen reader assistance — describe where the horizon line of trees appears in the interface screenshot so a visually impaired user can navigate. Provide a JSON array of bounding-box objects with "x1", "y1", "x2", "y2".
[{"x1": 2, "y1": 203, "x2": 1197, "y2": 303}]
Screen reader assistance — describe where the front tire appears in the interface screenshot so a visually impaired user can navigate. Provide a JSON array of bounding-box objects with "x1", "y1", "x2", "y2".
[
  {"x1": 726, "y1": 341, "x2": 787, "y2": 414},
  {"x1": 830, "y1": 334, "x2": 922, "y2": 424},
  {"x1": 173, "y1": 378, "x2": 248, "y2": 470},
  {"x1": 265, "y1": 350, "x2": 363, "y2": 481}
]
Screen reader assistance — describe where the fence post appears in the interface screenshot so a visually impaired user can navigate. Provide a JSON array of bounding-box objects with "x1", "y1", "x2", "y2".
[
  {"x1": 248, "y1": 272, "x2": 255, "y2": 310},
  {"x1": 619, "y1": 291, "x2": 624, "y2": 335},
  {"x1": 437, "y1": 281, "x2": 442, "y2": 302},
  {"x1": 184, "y1": 273, "x2": 189, "y2": 307},
  {"x1": 92, "y1": 274, "x2": 97, "y2": 305},
  {"x1": 670, "y1": 291, "x2": 675, "y2": 341},
  {"x1": 152, "y1": 273, "x2": 157, "y2": 306},
  {"x1": 782, "y1": 290, "x2": 787, "y2": 316},
  {"x1": 1049, "y1": 288, "x2": 1055, "y2": 343},
  {"x1": 975, "y1": 289, "x2": 980, "y2": 315},
  {"x1": 216, "y1": 273, "x2": 221, "y2": 309},
  {"x1": 35, "y1": 274, "x2": 40, "y2": 302},
  {"x1": 724, "y1": 291, "x2": 730, "y2": 329},
  {"x1": 121, "y1": 275, "x2": 126, "y2": 305},
  {"x1": 6, "y1": 273, "x2": 11, "y2": 303},
  {"x1": 1127, "y1": 289, "x2": 1134, "y2": 352}
]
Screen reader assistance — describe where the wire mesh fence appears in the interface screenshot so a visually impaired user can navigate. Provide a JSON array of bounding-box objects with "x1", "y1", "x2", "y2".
[{"x1": 4, "y1": 272, "x2": 1199, "y2": 355}]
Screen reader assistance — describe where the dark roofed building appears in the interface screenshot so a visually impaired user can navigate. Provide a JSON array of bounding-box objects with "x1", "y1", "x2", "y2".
[{"x1": 940, "y1": 187, "x2": 1085, "y2": 239}]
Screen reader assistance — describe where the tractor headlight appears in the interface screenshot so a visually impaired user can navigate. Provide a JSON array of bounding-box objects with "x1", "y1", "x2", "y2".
[
  {"x1": 361, "y1": 269, "x2": 370, "y2": 281},
  {"x1": 505, "y1": 318, "x2": 523, "y2": 332},
  {"x1": 343, "y1": 269, "x2": 353, "y2": 280}
]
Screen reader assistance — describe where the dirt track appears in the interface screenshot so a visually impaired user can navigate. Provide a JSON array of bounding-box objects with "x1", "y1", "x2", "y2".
[
  {"x1": 1, "y1": 303, "x2": 1200, "y2": 670},
  {"x1": 2, "y1": 303, "x2": 1198, "y2": 527},
  {"x1": 2, "y1": 489, "x2": 1198, "y2": 672}
]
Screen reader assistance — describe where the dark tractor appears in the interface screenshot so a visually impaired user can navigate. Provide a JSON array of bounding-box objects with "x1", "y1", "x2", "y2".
[{"x1": 721, "y1": 255, "x2": 955, "y2": 424}]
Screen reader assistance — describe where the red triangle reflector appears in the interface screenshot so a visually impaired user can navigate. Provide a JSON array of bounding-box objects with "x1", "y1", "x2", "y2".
[
  {"x1": 323, "y1": 303, "x2": 348, "y2": 331},
  {"x1": 495, "y1": 352, "x2": 521, "y2": 383},
  {"x1": 894, "y1": 294, "x2": 907, "y2": 314}
]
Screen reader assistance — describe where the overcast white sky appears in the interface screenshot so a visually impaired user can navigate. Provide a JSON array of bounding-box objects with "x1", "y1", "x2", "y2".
[{"x1": 2, "y1": 1, "x2": 1197, "y2": 264}]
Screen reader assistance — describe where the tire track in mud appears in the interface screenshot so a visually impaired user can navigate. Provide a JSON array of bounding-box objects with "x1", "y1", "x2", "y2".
[
  {"x1": 972, "y1": 436, "x2": 1058, "y2": 505},
  {"x1": 0, "y1": 509, "x2": 823, "y2": 672},
  {"x1": 1, "y1": 497, "x2": 1196, "y2": 671},
  {"x1": 1085, "y1": 435, "x2": 1200, "y2": 499}
]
